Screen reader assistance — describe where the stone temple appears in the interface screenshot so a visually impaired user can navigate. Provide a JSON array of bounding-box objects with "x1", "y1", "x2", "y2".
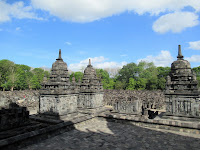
[
  {"x1": 165, "y1": 45, "x2": 200, "y2": 118},
  {"x1": 39, "y1": 49, "x2": 104, "y2": 117},
  {"x1": 78, "y1": 59, "x2": 104, "y2": 109}
]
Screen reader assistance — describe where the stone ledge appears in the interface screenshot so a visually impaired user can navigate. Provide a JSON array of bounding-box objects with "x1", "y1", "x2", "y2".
[{"x1": 99, "y1": 112, "x2": 200, "y2": 134}]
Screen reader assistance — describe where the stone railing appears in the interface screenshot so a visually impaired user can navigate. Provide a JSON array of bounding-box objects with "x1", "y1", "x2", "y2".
[{"x1": 103, "y1": 90, "x2": 165, "y2": 110}]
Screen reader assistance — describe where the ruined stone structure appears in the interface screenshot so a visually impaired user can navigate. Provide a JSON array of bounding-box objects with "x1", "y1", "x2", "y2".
[
  {"x1": 0, "y1": 103, "x2": 29, "y2": 131},
  {"x1": 78, "y1": 59, "x2": 104, "y2": 109},
  {"x1": 39, "y1": 50, "x2": 104, "y2": 116},
  {"x1": 165, "y1": 45, "x2": 200, "y2": 117},
  {"x1": 39, "y1": 50, "x2": 78, "y2": 116}
]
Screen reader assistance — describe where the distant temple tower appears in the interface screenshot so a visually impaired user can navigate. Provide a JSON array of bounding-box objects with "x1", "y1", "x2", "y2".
[
  {"x1": 165, "y1": 45, "x2": 200, "y2": 117},
  {"x1": 39, "y1": 49, "x2": 78, "y2": 116},
  {"x1": 78, "y1": 59, "x2": 104, "y2": 109}
]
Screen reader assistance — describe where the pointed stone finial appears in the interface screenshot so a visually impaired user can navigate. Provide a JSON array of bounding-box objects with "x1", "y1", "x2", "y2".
[
  {"x1": 89, "y1": 59, "x2": 91, "y2": 65},
  {"x1": 57, "y1": 49, "x2": 63, "y2": 60},
  {"x1": 177, "y1": 45, "x2": 184, "y2": 60},
  {"x1": 59, "y1": 49, "x2": 61, "y2": 58}
]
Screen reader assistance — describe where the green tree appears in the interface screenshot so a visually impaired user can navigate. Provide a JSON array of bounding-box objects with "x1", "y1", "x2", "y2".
[
  {"x1": 114, "y1": 81, "x2": 126, "y2": 90},
  {"x1": 135, "y1": 78, "x2": 147, "y2": 90},
  {"x1": 96, "y1": 69, "x2": 111, "y2": 89},
  {"x1": 70, "y1": 72, "x2": 84, "y2": 82},
  {"x1": 0, "y1": 59, "x2": 16, "y2": 91},
  {"x1": 192, "y1": 66, "x2": 200, "y2": 87},
  {"x1": 15, "y1": 64, "x2": 31, "y2": 90},
  {"x1": 116, "y1": 63, "x2": 138, "y2": 87},
  {"x1": 30, "y1": 75, "x2": 41, "y2": 89},
  {"x1": 126, "y1": 78, "x2": 136, "y2": 90},
  {"x1": 157, "y1": 77, "x2": 166, "y2": 90},
  {"x1": 32, "y1": 68, "x2": 45, "y2": 83},
  {"x1": 106, "y1": 78, "x2": 115, "y2": 89},
  {"x1": 157, "y1": 67, "x2": 171, "y2": 78}
]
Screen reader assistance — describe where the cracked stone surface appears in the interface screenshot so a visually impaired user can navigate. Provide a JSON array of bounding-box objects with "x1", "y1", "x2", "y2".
[{"x1": 21, "y1": 118, "x2": 200, "y2": 150}]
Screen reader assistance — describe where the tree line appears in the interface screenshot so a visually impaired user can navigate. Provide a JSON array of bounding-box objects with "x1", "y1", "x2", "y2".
[
  {"x1": 0, "y1": 59, "x2": 50, "y2": 91},
  {"x1": 0, "y1": 59, "x2": 200, "y2": 91}
]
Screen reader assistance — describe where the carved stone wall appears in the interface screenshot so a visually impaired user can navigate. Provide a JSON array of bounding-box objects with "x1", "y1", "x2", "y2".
[
  {"x1": 39, "y1": 95, "x2": 78, "y2": 115},
  {"x1": 113, "y1": 99, "x2": 142, "y2": 115},
  {"x1": 78, "y1": 93, "x2": 103, "y2": 108}
]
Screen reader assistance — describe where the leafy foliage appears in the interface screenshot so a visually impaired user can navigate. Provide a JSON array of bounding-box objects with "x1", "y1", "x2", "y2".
[
  {"x1": 70, "y1": 72, "x2": 84, "y2": 82},
  {"x1": 0, "y1": 59, "x2": 199, "y2": 91}
]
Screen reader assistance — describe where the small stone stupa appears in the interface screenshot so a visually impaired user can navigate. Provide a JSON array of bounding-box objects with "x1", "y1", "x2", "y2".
[
  {"x1": 165, "y1": 45, "x2": 200, "y2": 117},
  {"x1": 39, "y1": 49, "x2": 78, "y2": 116},
  {"x1": 78, "y1": 59, "x2": 104, "y2": 109}
]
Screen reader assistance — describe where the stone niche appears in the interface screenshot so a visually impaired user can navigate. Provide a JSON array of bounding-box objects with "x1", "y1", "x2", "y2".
[
  {"x1": 39, "y1": 50, "x2": 78, "y2": 116},
  {"x1": 78, "y1": 59, "x2": 104, "y2": 109},
  {"x1": 165, "y1": 45, "x2": 200, "y2": 117}
]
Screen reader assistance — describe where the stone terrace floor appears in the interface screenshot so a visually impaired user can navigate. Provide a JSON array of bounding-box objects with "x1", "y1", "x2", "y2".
[{"x1": 21, "y1": 118, "x2": 200, "y2": 150}]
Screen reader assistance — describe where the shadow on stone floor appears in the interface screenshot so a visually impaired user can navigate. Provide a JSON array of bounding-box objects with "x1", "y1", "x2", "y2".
[{"x1": 20, "y1": 117, "x2": 200, "y2": 150}]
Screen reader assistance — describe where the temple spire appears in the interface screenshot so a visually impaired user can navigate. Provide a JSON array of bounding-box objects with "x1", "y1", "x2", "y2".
[
  {"x1": 177, "y1": 45, "x2": 184, "y2": 60},
  {"x1": 89, "y1": 59, "x2": 91, "y2": 66},
  {"x1": 57, "y1": 49, "x2": 62, "y2": 60}
]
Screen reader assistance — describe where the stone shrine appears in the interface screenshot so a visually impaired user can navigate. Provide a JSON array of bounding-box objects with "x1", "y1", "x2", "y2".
[
  {"x1": 165, "y1": 45, "x2": 200, "y2": 117},
  {"x1": 78, "y1": 59, "x2": 104, "y2": 109},
  {"x1": 39, "y1": 50, "x2": 78, "y2": 116},
  {"x1": 39, "y1": 50, "x2": 104, "y2": 117}
]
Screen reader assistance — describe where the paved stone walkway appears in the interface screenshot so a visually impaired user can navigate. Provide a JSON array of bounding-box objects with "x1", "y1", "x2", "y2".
[{"x1": 21, "y1": 118, "x2": 200, "y2": 150}]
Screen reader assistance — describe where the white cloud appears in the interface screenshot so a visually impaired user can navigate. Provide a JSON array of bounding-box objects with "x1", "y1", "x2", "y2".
[
  {"x1": 153, "y1": 12, "x2": 199, "y2": 33},
  {"x1": 188, "y1": 40, "x2": 200, "y2": 50},
  {"x1": 68, "y1": 56, "x2": 127, "y2": 72},
  {"x1": 31, "y1": 0, "x2": 200, "y2": 23},
  {"x1": 185, "y1": 55, "x2": 200, "y2": 62},
  {"x1": 80, "y1": 56, "x2": 107, "y2": 64},
  {"x1": 16, "y1": 27, "x2": 21, "y2": 31},
  {"x1": 137, "y1": 50, "x2": 174, "y2": 67},
  {"x1": 120, "y1": 54, "x2": 128, "y2": 57},
  {"x1": 0, "y1": 1, "x2": 42, "y2": 23},
  {"x1": 65, "y1": 42, "x2": 72, "y2": 45}
]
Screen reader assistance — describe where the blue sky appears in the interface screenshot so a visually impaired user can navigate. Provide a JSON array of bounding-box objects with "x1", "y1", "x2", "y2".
[{"x1": 0, "y1": 0, "x2": 200, "y2": 72}]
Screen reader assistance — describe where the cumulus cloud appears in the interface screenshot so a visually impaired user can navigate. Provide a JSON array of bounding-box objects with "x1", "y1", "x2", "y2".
[
  {"x1": 185, "y1": 55, "x2": 200, "y2": 62},
  {"x1": 153, "y1": 12, "x2": 199, "y2": 33},
  {"x1": 137, "y1": 50, "x2": 174, "y2": 67},
  {"x1": 65, "y1": 42, "x2": 72, "y2": 45},
  {"x1": 16, "y1": 27, "x2": 21, "y2": 31},
  {"x1": 68, "y1": 56, "x2": 127, "y2": 72},
  {"x1": 188, "y1": 40, "x2": 200, "y2": 50},
  {"x1": 0, "y1": 1, "x2": 42, "y2": 23},
  {"x1": 31, "y1": 0, "x2": 200, "y2": 23}
]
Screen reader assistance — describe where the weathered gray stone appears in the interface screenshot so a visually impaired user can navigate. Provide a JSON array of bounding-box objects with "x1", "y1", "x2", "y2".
[
  {"x1": 165, "y1": 45, "x2": 200, "y2": 117},
  {"x1": 78, "y1": 59, "x2": 104, "y2": 109},
  {"x1": 39, "y1": 50, "x2": 104, "y2": 116},
  {"x1": 39, "y1": 50, "x2": 78, "y2": 116},
  {"x1": 0, "y1": 103, "x2": 29, "y2": 131}
]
